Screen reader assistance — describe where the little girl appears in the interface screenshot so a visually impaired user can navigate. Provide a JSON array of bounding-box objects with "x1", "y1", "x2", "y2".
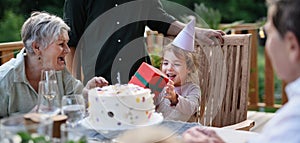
[
  {"x1": 154, "y1": 44, "x2": 200, "y2": 122},
  {"x1": 154, "y1": 18, "x2": 201, "y2": 122}
]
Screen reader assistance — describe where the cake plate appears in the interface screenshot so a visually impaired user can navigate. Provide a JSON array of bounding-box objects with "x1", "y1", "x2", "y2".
[{"x1": 80, "y1": 112, "x2": 163, "y2": 131}]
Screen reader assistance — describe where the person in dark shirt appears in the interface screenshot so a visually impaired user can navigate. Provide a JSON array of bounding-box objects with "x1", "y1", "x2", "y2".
[{"x1": 63, "y1": 0, "x2": 224, "y2": 84}]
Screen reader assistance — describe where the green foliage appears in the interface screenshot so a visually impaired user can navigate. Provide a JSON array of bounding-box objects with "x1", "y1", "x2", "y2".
[
  {"x1": 149, "y1": 54, "x2": 162, "y2": 69},
  {"x1": 168, "y1": 0, "x2": 267, "y2": 23},
  {"x1": 257, "y1": 45, "x2": 266, "y2": 102},
  {"x1": 0, "y1": 0, "x2": 21, "y2": 19},
  {"x1": 194, "y1": 3, "x2": 221, "y2": 29},
  {"x1": 168, "y1": 2, "x2": 222, "y2": 29},
  {"x1": 17, "y1": 131, "x2": 51, "y2": 143},
  {"x1": 0, "y1": 0, "x2": 64, "y2": 42},
  {"x1": 64, "y1": 136, "x2": 88, "y2": 143},
  {"x1": 0, "y1": 10, "x2": 23, "y2": 42},
  {"x1": 19, "y1": 0, "x2": 64, "y2": 18}
]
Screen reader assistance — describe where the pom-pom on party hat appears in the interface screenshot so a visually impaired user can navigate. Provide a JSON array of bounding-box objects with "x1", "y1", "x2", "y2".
[{"x1": 172, "y1": 18, "x2": 195, "y2": 52}]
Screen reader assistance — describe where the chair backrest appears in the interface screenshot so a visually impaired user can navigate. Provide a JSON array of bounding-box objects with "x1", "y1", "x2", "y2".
[{"x1": 198, "y1": 34, "x2": 252, "y2": 127}]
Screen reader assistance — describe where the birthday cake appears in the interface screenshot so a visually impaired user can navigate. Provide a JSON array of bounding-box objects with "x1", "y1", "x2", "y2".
[{"x1": 88, "y1": 84, "x2": 159, "y2": 129}]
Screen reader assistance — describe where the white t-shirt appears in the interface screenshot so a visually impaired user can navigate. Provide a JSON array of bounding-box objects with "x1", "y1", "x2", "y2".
[{"x1": 249, "y1": 77, "x2": 300, "y2": 143}]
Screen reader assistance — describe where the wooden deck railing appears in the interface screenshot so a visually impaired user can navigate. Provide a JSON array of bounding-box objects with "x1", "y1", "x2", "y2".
[
  {"x1": 0, "y1": 25, "x2": 288, "y2": 111},
  {"x1": 0, "y1": 41, "x2": 23, "y2": 64},
  {"x1": 225, "y1": 23, "x2": 288, "y2": 111}
]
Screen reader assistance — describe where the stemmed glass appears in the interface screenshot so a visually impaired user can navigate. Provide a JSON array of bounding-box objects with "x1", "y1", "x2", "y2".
[
  {"x1": 146, "y1": 32, "x2": 164, "y2": 69},
  {"x1": 61, "y1": 94, "x2": 86, "y2": 127},
  {"x1": 37, "y1": 70, "x2": 60, "y2": 115}
]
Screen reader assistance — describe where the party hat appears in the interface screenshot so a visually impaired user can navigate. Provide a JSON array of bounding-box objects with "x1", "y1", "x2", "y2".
[{"x1": 172, "y1": 18, "x2": 195, "y2": 52}]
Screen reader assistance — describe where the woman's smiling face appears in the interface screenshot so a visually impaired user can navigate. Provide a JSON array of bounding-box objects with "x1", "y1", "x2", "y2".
[
  {"x1": 161, "y1": 50, "x2": 190, "y2": 86},
  {"x1": 40, "y1": 30, "x2": 70, "y2": 70}
]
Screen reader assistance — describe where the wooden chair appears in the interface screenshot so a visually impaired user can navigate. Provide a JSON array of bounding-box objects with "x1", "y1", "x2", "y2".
[
  {"x1": 146, "y1": 32, "x2": 254, "y2": 130},
  {"x1": 146, "y1": 32, "x2": 254, "y2": 131},
  {"x1": 195, "y1": 34, "x2": 254, "y2": 130}
]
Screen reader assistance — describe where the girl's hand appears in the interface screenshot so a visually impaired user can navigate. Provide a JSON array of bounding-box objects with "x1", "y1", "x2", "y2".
[{"x1": 164, "y1": 80, "x2": 178, "y2": 106}]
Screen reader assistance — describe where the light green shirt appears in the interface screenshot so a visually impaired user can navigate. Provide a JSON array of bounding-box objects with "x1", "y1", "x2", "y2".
[{"x1": 0, "y1": 48, "x2": 84, "y2": 118}]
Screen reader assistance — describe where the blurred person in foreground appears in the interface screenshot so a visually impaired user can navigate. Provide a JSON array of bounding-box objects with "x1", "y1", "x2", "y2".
[
  {"x1": 0, "y1": 11, "x2": 108, "y2": 118},
  {"x1": 182, "y1": 0, "x2": 300, "y2": 142}
]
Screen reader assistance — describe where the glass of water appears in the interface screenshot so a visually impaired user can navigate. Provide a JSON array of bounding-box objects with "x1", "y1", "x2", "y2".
[{"x1": 61, "y1": 94, "x2": 86, "y2": 127}]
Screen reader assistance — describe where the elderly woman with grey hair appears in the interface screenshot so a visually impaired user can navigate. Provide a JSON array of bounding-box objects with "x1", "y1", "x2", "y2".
[{"x1": 0, "y1": 11, "x2": 108, "y2": 118}]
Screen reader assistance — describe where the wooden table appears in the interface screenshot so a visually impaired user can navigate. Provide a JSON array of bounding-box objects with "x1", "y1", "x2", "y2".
[
  {"x1": 209, "y1": 127, "x2": 259, "y2": 143},
  {"x1": 80, "y1": 119, "x2": 258, "y2": 142}
]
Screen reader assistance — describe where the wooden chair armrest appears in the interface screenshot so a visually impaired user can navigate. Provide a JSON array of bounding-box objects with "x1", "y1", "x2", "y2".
[{"x1": 222, "y1": 120, "x2": 255, "y2": 131}]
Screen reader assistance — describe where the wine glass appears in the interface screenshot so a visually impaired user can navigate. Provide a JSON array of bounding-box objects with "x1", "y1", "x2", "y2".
[
  {"x1": 40, "y1": 69, "x2": 57, "y2": 82},
  {"x1": 61, "y1": 94, "x2": 86, "y2": 127},
  {"x1": 146, "y1": 32, "x2": 164, "y2": 69},
  {"x1": 38, "y1": 70, "x2": 60, "y2": 115}
]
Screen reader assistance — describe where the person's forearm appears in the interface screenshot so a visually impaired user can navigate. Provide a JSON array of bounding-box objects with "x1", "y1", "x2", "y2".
[
  {"x1": 66, "y1": 46, "x2": 75, "y2": 73},
  {"x1": 167, "y1": 20, "x2": 225, "y2": 45},
  {"x1": 167, "y1": 21, "x2": 185, "y2": 36}
]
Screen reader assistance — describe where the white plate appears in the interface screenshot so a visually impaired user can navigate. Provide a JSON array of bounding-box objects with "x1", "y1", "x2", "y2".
[{"x1": 81, "y1": 112, "x2": 164, "y2": 131}]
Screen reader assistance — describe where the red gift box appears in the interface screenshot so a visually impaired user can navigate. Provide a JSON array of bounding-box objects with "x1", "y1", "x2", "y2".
[{"x1": 129, "y1": 62, "x2": 169, "y2": 97}]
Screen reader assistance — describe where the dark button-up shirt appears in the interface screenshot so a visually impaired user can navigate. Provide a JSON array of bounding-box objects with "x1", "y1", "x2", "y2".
[{"x1": 64, "y1": 0, "x2": 176, "y2": 84}]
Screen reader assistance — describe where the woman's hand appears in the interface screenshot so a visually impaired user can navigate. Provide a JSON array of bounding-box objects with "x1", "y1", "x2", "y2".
[
  {"x1": 85, "y1": 76, "x2": 109, "y2": 89},
  {"x1": 164, "y1": 80, "x2": 178, "y2": 106},
  {"x1": 182, "y1": 126, "x2": 225, "y2": 143},
  {"x1": 83, "y1": 77, "x2": 108, "y2": 102}
]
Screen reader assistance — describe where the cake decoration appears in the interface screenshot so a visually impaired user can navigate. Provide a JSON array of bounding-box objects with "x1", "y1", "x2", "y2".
[
  {"x1": 108, "y1": 112, "x2": 114, "y2": 118},
  {"x1": 136, "y1": 97, "x2": 140, "y2": 103}
]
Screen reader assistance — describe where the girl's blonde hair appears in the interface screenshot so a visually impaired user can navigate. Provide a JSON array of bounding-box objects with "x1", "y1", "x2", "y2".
[{"x1": 162, "y1": 43, "x2": 200, "y2": 85}]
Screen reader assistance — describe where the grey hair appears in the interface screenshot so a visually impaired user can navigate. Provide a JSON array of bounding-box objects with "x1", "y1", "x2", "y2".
[{"x1": 21, "y1": 11, "x2": 70, "y2": 54}]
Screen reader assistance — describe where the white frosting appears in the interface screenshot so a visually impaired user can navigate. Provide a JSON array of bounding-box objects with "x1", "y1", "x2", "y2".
[{"x1": 88, "y1": 84, "x2": 156, "y2": 129}]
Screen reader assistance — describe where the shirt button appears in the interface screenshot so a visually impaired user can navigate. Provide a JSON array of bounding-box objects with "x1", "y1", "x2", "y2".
[
  {"x1": 118, "y1": 39, "x2": 121, "y2": 43},
  {"x1": 116, "y1": 21, "x2": 120, "y2": 25},
  {"x1": 119, "y1": 58, "x2": 122, "y2": 61},
  {"x1": 115, "y1": 4, "x2": 118, "y2": 7}
]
